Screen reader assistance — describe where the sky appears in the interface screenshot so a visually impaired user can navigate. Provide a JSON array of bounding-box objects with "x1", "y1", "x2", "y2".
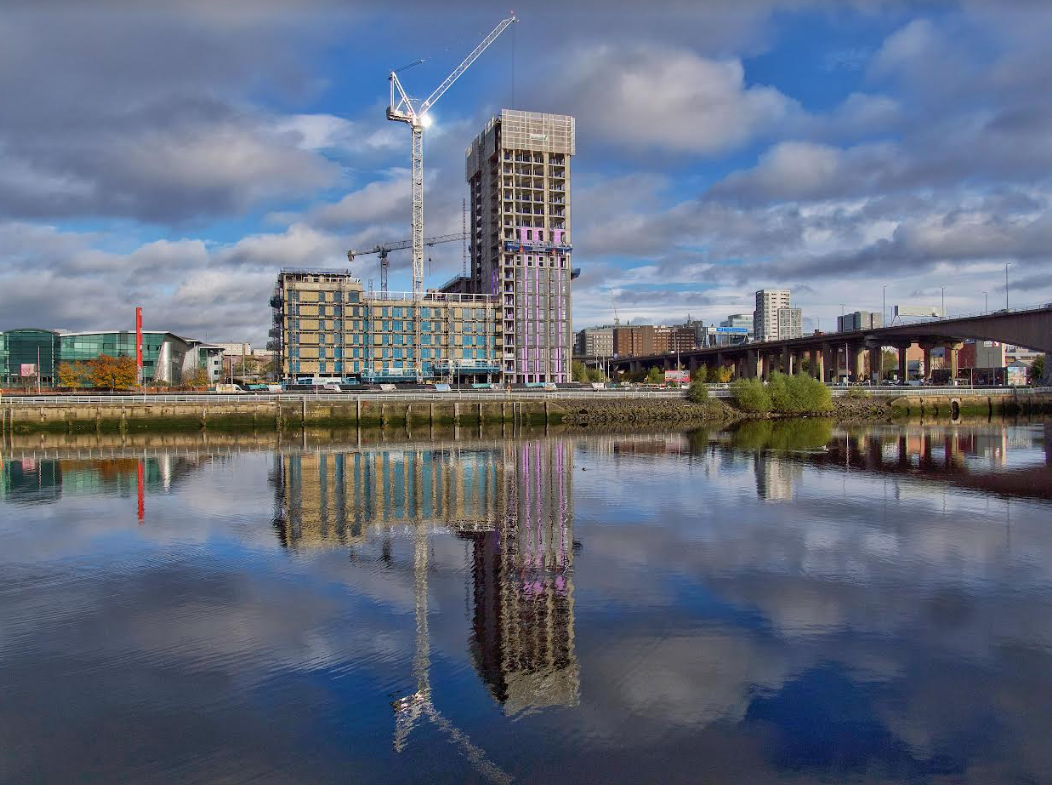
[{"x1": 2, "y1": 0, "x2": 1052, "y2": 344}]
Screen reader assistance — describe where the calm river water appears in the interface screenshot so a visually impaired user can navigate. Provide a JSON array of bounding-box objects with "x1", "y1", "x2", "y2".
[{"x1": 2, "y1": 421, "x2": 1051, "y2": 784}]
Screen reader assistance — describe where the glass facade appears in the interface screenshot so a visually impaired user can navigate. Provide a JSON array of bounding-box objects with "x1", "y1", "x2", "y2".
[
  {"x1": 1, "y1": 329, "x2": 218, "y2": 388},
  {"x1": 0, "y1": 329, "x2": 59, "y2": 387}
]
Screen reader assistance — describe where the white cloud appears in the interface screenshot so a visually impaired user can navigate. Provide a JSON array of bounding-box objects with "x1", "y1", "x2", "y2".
[{"x1": 561, "y1": 45, "x2": 797, "y2": 155}]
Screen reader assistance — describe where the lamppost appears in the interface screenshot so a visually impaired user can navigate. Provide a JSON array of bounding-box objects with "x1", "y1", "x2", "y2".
[
  {"x1": 840, "y1": 303, "x2": 847, "y2": 383},
  {"x1": 1005, "y1": 263, "x2": 1010, "y2": 309},
  {"x1": 983, "y1": 291, "x2": 988, "y2": 313},
  {"x1": 882, "y1": 285, "x2": 886, "y2": 327},
  {"x1": 940, "y1": 287, "x2": 945, "y2": 318}
]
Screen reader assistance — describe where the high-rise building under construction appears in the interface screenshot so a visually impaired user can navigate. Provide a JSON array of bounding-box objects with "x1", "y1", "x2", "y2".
[{"x1": 465, "y1": 110, "x2": 576, "y2": 383}]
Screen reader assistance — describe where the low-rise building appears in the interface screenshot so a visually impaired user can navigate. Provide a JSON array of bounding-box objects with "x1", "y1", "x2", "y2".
[
  {"x1": 0, "y1": 328, "x2": 222, "y2": 388},
  {"x1": 273, "y1": 269, "x2": 502, "y2": 383}
]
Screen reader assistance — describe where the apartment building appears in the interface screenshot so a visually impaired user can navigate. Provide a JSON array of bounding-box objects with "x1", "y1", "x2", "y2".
[
  {"x1": 777, "y1": 307, "x2": 804, "y2": 340},
  {"x1": 466, "y1": 110, "x2": 575, "y2": 383},
  {"x1": 272, "y1": 270, "x2": 501, "y2": 383},
  {"x1": 754, "y1": 289, "x2": 791, "y2": 342}
]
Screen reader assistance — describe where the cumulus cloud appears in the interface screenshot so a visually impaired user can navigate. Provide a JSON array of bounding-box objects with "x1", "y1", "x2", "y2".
[
  {"x1": 557, "y1": 45, "x2": 797, "y2": 155},
  {"x1": 0, "y1": 4, "x2": 354, "y2": 224}
]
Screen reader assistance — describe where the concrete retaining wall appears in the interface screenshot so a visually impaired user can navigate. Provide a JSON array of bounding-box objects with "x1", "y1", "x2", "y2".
[
  {"x1": 0, "y1": 398, "x2": 564, "y2": 435},
  {"x1": 890, "y1": 393, "x2": 1052, "y2": 418}
]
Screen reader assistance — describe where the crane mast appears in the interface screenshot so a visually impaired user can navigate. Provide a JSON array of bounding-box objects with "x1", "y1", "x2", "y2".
[{"x1": 386, "y1": 15, "x2": 516, "y2": 298}]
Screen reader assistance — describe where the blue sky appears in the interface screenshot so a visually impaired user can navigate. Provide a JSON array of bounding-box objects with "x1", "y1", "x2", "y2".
[{"x1": 2, "y1": 0, "x2": 1051, "y2": 343}]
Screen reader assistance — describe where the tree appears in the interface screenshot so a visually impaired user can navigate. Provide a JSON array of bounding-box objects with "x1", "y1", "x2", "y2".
[
  {"x1": 89, "y1": 354, "x2": 138, "y2": 390},
  {"x1": 731, "y1": 378, "x2": 772, "y2": 413},
  {"x1": 714, "y1": 366, "x2": 733, "y2": 383},
  {"x1": 1030, "y1": 355, "x2": 1046, "y2": 385},
  {"x1": 57, "y1": 361, "x2": 92, "y2": 389},
  {"x1": 186, "y1": 366, "x2": 210, "y2": 390},
  {"x1": 645, "y1": 366, "x2": 664, "y2": 385},
  {"x1": 691, "y1": 365, "x2": 709, "y2": 383},
  {"x1": 585, "y1": 366, "x2": 607, "y2": 383},
  {"x1": 766, "y1": 371, "x2": 833, "y2": 413},
  {"x1": 687, "y1": 377, "x2": 709, "y2": 404},
  {"x1": 572, "y1": 361, "x2": 589, "y2": 383}
]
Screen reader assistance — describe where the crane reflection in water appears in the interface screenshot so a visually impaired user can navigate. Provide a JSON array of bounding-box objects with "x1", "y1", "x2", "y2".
[{"x1": 271, "y1": 439, "x2": 577, "y2": 783}]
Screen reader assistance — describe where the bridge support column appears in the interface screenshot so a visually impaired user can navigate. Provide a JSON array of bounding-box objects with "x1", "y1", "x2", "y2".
[
  {"x1": 812, "y1": 348, "x2": 824, "y2": 381},
  {"x1": 918, "y1": 341, "x2": 939, "y2": 383},
  {"x1": 868, "y1": 346, "x2": 882, "y2": 384},
  {"x1": 853, "y1": 345, "x2": 866, "y2": 382},
  {"x1": 898, "y1": 345, "x2": 909, "y2": 385},
  {"x1": 823, "y1": 345, "x2": 836, "y2": 383},
  {"x1": 746, "y1": 349, "x2": 759, "y2": 379},
  {"x1": 947, "y1": 342, "x2": 963, "y2": 381},
  {"x1": 781, "y1": 346, "x2": 791, "y2": 375}
]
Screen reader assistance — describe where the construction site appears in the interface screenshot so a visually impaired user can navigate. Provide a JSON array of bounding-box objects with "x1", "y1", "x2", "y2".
[{"x1": 272, "y1": 16, "x2": 578, "y2": 386}]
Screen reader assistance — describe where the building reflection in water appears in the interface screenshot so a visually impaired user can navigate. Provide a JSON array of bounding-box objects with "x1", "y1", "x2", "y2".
[
  {"x1": 271, "y1": 439, "x2": 579, "y2": 766},
  {"x1": 272, "y1": 447, "x2": 503, "y2": 549},
  {"x1": 0, "y1": 455, "x2": 191, "y2": 505},
  {"x1": 687, "y1": 421, "x2": 1052, "y2": 503},
  {"x1": 468, "y1": 440, "x2": 578, "y2": 715}
]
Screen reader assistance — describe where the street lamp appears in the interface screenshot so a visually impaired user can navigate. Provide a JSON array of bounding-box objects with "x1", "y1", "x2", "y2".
[
  {"x1": 840, "y1": 303, "x2": 847, "y2": 382},
  {"x1": 983, "y1": 291, "x2": 988, "y2": 313},
  {"x1": 882, "y1": 285, "x2": 886, "y2": 327},
  {"x1": 940, "y1": 287, "x2": 945, "y2": 318},
  {"x1": 1005, "y1": 263, "x2": 1010, "y2": 310}
]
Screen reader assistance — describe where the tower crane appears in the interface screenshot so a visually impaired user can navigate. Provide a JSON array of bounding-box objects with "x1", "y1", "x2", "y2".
[
  {"x1": 386, "y1": 14, "x2": 517, "y2": 299},
  {"x1": 348, "y1": 232, "x2": 466, "y2": 296}
]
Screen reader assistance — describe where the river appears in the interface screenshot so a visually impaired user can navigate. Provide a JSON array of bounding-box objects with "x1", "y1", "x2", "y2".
[{"x1": 2, "y1": 421, "x2": 1051, "y2": 783}]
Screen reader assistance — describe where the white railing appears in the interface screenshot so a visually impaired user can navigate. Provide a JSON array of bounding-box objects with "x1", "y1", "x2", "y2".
[
  {"x1": 0, "y1": 390, "x2": 693, "y2": 405},
  {"x1": 1, "y1": 386, "x2": 1048, "y2": 407}
]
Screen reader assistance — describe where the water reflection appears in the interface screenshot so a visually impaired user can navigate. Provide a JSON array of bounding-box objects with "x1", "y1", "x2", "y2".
[
  {"x1": 2, "y1": 422, "x2": 1052, "y2": 783},
  {"x1": 1, "y1": 453, "x2": 204, "y2": 506},
  {"x1": 272, "y1": 442, "x2": 579, "y2": 717}
]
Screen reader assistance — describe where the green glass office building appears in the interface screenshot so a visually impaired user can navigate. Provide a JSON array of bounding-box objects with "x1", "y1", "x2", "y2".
[{"x1": 0, "y1": 329, "x2": 223, "y2": 388}]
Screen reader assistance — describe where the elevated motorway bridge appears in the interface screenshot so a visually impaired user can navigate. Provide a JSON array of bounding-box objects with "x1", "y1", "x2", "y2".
[{"x1": 588, "y1": 303, "x2": 1052, "y2": 383}]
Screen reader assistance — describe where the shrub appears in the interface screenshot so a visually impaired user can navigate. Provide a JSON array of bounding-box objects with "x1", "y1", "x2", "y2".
[
  {"x1": 731, "y1": 378, "x2": 772, "y2": 413},
  {"x1": 687, "y1": 378, "x2": 709, "y2": 403},
  {"x1": 846, "y1": 386, "x2": 869, "y2": 399},
  {"x1": 767, "y1": 372, "x2": 833, "y2": 414}
]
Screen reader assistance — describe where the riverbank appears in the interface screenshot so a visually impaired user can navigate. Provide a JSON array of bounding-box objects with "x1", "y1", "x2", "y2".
[{"x1": 2, "y1": 389, "x2": 1050, "y2": 435}]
